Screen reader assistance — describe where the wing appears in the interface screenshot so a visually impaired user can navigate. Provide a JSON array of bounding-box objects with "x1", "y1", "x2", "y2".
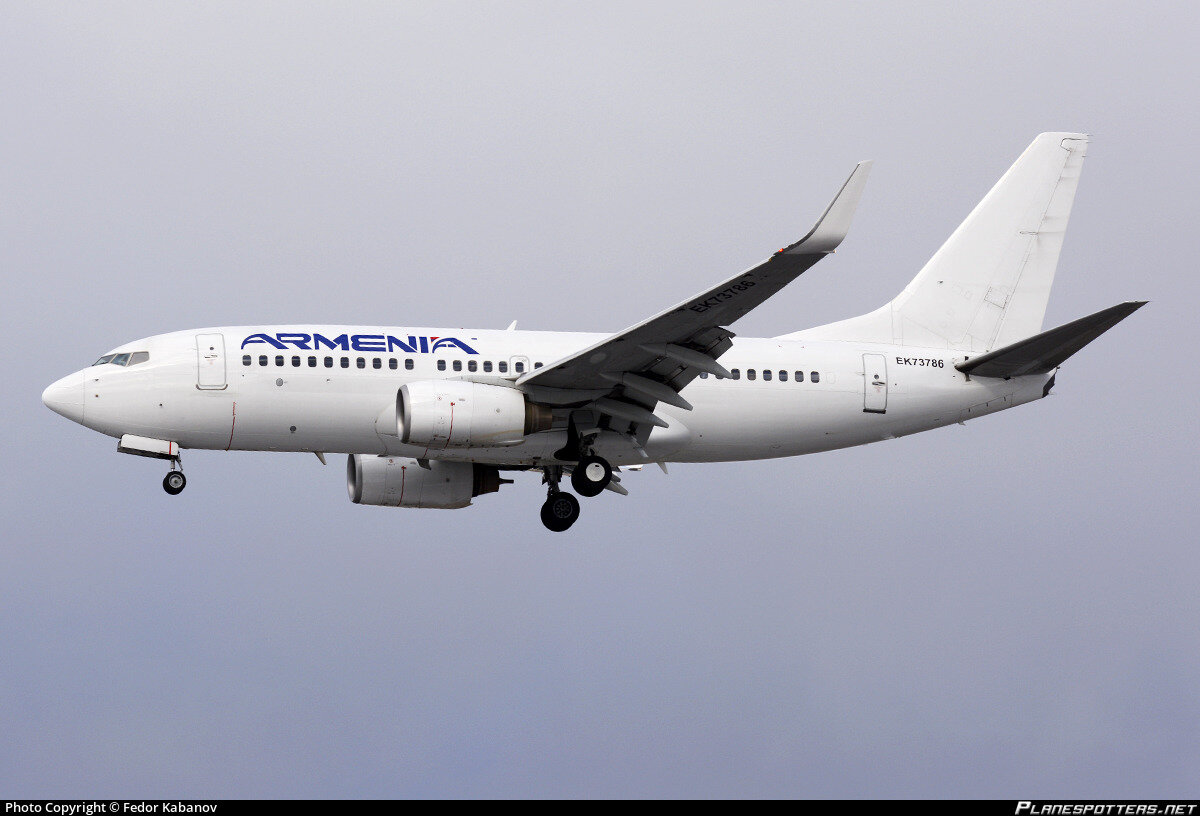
[{"x1": 518, "y1": 161, "x2": 872, "y2": 440}]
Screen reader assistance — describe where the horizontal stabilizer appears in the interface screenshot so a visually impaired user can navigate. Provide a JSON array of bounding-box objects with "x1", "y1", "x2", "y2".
[{"x1": 956, "y1": 301, "x2": 1146, "y2": 378}]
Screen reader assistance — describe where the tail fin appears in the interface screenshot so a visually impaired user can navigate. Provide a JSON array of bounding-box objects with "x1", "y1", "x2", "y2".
[{"x1": 788, "y1": 133, "x2": 1089, "y2": 351}]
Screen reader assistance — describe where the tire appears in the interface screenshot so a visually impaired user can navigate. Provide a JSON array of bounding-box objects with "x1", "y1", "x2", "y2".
[
  {"x1": 570, "y1": 455, "x2": 612, "y2": 498},
  {"x1": 539, "y1": 502, "x2": 561, "y2": 531},
  {"x1": 540, "y1": 492, "x2": 580, "y2": 532},
  {"x1": 163, "y1": 471, "x2": 186, "y2": 495}
]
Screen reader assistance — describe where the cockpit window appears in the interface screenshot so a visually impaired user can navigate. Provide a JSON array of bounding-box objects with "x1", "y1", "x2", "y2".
[{"x1": 93, "y1": 351, "x2": 149, "y2": 367}]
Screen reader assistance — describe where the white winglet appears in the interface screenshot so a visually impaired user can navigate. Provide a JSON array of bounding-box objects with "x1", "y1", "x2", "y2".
[{"x1": 782, "y1": 160, "x2": 872, "y2": 255}]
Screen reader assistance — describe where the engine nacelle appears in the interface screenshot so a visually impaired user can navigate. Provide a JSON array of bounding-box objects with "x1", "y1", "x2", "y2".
[
  {"x1": 347, "y1": 454, "x2": 507, "y2": 509},
  {"x1": 397, "y1": 380, "x2": 552, "y2": 449}
]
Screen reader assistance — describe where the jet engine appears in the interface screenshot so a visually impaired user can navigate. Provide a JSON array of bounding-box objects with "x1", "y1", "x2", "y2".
[
  {"x1": 397, "y1": 380, "x2": 552, "y2": 449},
  {"x1": 347, "y1": 454, "x2": 509, "y2": 509}
]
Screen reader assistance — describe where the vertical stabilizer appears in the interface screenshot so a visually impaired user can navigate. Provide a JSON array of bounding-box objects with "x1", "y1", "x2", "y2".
[{"x1": 787, "y1": 133, "x2": 1089, "y2": 352}]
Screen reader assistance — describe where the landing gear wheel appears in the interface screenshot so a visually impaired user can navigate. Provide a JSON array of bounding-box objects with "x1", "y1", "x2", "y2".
[
  {"x1": 163, "y1": 471, "x2": 186, "y2": 495},
  {"x1": 570, "y1": 455, "x2": 612, "y2": 498},
  {"x1": 540, "y1": 491, "x2": 580, "y2": 532}
]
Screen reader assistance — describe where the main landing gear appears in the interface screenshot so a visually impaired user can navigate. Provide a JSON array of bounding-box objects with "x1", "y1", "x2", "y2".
[
  {"x1": 538, "y1": 454, "x2": 614, "y2": 532},
  {"x1": 570, "y1": 455, "x2": 613, "y2": 497},
  {"x1": 539, "y1": 466, "x2": 580, "y2": 532},
  {"x1": 162, "y1": 459, "x2": 186, "y2": 495},
  {"x1": 540, "y1": 489, "x2": 581, "y2": 533}
]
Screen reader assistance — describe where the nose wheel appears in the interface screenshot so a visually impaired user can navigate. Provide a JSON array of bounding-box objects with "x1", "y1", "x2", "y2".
[{"x1": 163, "y1": 467, "x2": 186, "y2": 495}]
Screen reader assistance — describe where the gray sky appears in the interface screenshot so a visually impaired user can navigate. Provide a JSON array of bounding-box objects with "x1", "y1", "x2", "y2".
[{"x1": 3, "y1": 1, "x2": 1198, "y2": 798}]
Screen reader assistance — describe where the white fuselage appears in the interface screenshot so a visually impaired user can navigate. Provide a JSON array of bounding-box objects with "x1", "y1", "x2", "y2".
[{"x1": 46, "y1": 325, "x2": 1050, "y2": 467}]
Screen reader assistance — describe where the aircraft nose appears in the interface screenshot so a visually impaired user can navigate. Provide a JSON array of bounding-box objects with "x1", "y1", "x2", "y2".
[{"x1": 42, "y1": 372, "x2": 84, "y2": 424}]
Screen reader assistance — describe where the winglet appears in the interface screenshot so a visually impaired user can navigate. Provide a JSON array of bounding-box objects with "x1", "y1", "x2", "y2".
[{"x1": 780, "y1": 160, "x2": 872, "y2": 256}]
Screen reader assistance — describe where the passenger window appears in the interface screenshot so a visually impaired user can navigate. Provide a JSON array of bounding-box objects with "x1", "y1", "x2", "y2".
[
  {"x1": 127, "y1": 352, "x2": 149, "y2": 366},
  {"x1": 243, "y1": 355, "x2": 252, "y2": 366},
  {"x1": 795, "y1": 370, "x2": 804, "y2": 382},
  {"x1": 467, "y1": 360, "x2": 477, "y2": 372},
  {"x1": 93, "y1": 354, "x2": 117, "y2": 366},
  {"x1": 324, "y1": 356, "x2": 333, "y2": 368},
  {"x1": 699, "y1": 371, "x2": 709, "y2": 379},
  {"x1": 534, "y1": 362, "x2": 543, "y2": 369},
  {"x1": 404, "y1": 359, "x2": 414, "y2": 370},
  {"x1": 388, "y1": 358, "x2": 397, "y2": 370},
  {"x1": 259, "y1": 355, "x2": 268, "y2": 366},
  {"x1": 779, "y1": 370, "x2": 787, "y2": 382},
  {"x1": 498, "y1": 361, "x2": 508, "y2": 373},
  {"x1": 483, "y1": 361, "x2": 493, "y2": 373},
  {"x1": 747, "y1": 369, "x2": 757, "y2": 380},
  {"x1": 762, "y1": 369, "x2": 772, "y2": 381},
  {"x1": 811, "y1": 371, "x2": 820, "y2": 383},
  {"x1": 452, "y1": 360, "x2": 462, "y2": 372},
  {"x1": 515, "y1": 361, "x2": 525, "y2": 373},
  {"x1": 355, "y1": 357, "x2": 365, "y2": 369},
  {"x1": 340, "y1": 357, "x2": 349, "y2": 368},
  {"x1": 437, "y1": 360, "x2": 446, "y2": 371},
  {"x1": 275, "y1": 355, "x2": 284, "y2": 367},
  {"x1": 373, "y1": 358, "x2": 382, "y2": 369},
  {"x1": 731, "y1": 369, "x2": 740, "y2": 380},
  {"x1": 111, "y1": 353, "x2": 131, "y2": 366},
  {"x1": 292, "y1": 356, "x2": 301, "y2": 367},
  {"x1": 308, "y1": 356, "x2": 317, "y2": 367}
]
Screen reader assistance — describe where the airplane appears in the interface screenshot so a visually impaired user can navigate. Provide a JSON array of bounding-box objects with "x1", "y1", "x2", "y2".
[{"x1": 42, "y1": 132, "x2": 1144, "y2": 532}]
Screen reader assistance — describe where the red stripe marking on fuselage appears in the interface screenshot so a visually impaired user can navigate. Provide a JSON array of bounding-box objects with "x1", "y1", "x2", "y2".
[{"x1": 225, "y1": 401, "x2": 237, "y2": 451}]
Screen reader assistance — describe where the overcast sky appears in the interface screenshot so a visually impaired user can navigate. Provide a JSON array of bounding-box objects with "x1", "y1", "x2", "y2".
[{"x1": 3, "y1": 1, "x2": 1198, "y2": 798}]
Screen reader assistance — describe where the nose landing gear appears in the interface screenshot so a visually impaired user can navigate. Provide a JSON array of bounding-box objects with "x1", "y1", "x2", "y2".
[{"x1": 162, "y1": 459, "x2": 186, "y2": 495}]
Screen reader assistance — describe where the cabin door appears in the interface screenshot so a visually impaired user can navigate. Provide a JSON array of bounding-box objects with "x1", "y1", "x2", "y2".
[
  {"x1": 197, "y1": 333, "x2": 227, "y2": 390},
  {"x1": 863, "y1": 353, "x2": 887, "y2": 414}
]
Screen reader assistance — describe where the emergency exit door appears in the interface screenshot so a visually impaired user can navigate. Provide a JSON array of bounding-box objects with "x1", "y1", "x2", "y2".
[
  {"x1": 863, "y1": 353, "x2": 887, "y2": 414},
  {"x1": 509, "y1": 355, "x2": 531, "y2": 376},
  {"x1": 196, "y1": 333, "x2": 227, "y2": 390}
]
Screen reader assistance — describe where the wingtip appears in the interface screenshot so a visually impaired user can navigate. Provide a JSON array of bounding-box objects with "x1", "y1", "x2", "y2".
[{"x1": 781, "y1": 160, "x2": 872, "y2": 256}]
